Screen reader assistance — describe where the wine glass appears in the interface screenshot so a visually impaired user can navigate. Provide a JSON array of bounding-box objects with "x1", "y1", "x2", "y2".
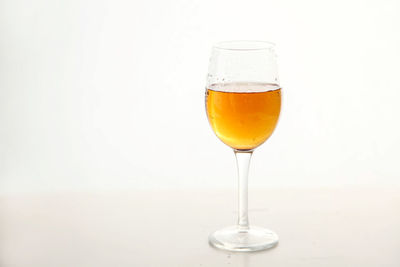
[{"x1": 205, "y1": 41, "x2": 281, "y2": 252}]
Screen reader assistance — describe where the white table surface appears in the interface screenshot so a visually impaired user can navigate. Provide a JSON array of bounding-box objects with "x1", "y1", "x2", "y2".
[{"x1": 1, "y1": 187, "x2": 399, "y2": 266}]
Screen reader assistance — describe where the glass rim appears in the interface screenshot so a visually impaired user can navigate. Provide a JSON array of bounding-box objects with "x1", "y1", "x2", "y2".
[{"x1": 213, "y1": 40, "x2": 276, "y2": 51}]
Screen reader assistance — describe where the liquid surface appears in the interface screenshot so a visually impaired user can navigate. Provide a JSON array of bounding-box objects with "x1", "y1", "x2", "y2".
[{"x1": 206, "y1": 82, "x2": 281, "y2": 150}]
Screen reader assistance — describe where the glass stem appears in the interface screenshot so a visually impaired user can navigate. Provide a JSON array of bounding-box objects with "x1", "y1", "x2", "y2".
[{"x1": 234, "y1": 150, "x2": 253, "y2": 231}]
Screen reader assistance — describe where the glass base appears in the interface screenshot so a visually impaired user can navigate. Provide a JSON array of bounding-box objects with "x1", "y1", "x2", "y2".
[{"x1": 209, "y1": 225, "x2": 278, "y2": 252}]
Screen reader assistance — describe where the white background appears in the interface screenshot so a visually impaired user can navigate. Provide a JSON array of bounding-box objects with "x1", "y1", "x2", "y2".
[{"x1": 1, "y1": 0, "x2": 399, "y2": 193}]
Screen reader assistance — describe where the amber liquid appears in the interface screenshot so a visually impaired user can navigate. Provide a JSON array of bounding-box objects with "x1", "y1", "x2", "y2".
[{"x1": 206, "y1": 82, "x2": 281, "y2": 150}]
